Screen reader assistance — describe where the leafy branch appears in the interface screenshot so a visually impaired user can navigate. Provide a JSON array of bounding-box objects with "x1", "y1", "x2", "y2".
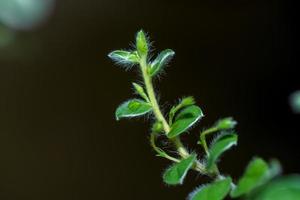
[{"x1": 108, "y1": 30, "x2": 300, "y2": 200}]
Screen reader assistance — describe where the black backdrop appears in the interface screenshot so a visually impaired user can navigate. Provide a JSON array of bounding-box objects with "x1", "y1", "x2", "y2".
[{"x1": 0, "y1": 0, "x2": 299, "y2": 199}]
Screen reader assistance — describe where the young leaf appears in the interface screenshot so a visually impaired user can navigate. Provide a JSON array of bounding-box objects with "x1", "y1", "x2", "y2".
[
  {"x1": 168, "y1": 105, "x2": 203, "y2": 138},
  {"x1": 215, "y1": 117, "x2": 237, "y2": 130},
  {"x1": 108, "y1": 50, "x2": 139, "y2": 65},
  {"x1": 132, "y1": 82, "x2": 149, "y2": 102},
  {"x1": 169, "y1": 96, "x2": 196, "y2": 125},
  {"x1": 230, "y1": 157, "x2": 269, "y2": 198},
  {"x1": 181, "y1": 96, "x2": 196, "y2": 107},
  {"x1": 115, "y1": 99, "x2": 152, "y2": 120},
  {"x1": 163, "y1": 154, "x2": 196, "y2": 185},
  {"x1": 152, "y1": 121, "x2": 163, "y2": 133},
  {"x1": 149, "y1": 49, "x2": 175, "y2": 77},
  {"x1": 136, "y1": 30, "x2": 149, "y2": 57},
  {"x1": 206, "y1": 133, "x2": 238, "y2": 171},
  {"x1": 188, "y1": 177, "x2": 232, "y2": 200}
]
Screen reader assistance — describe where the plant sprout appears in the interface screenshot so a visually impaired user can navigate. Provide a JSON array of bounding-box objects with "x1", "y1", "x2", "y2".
[{"x1": 108, "y1": 30, "x2": 300, "y2": 200}]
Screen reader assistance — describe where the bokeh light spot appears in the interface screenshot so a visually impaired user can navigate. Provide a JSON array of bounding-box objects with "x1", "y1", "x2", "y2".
[
  {"x1": 0, "y1": 0, "x2": 55, "y2": 30},
  {"x1": 290, "y1": 91, "x2": 300, "y2": 113}
]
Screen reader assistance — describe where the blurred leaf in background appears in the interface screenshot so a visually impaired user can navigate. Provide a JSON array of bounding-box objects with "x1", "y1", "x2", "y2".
[
  {"x1": 290, "y1": 91, "x2": 300, "y2": 114},
  {"x1": 248, "y1": 175, "x2": 300, "y2": 200},
  {"x1": 0, "y1": 0, "x2": 55, "y2": 30}
]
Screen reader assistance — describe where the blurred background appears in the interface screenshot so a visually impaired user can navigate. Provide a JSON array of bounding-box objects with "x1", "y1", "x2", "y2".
[{"x1": 0, "y1": 0, "x2": 299, "y2": 199}]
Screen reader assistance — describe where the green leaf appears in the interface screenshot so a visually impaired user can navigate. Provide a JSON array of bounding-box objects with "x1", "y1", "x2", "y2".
[
  {"x1": 163, "y1": 154, "x2": 196, "y2": 185},
  {"x1": 248, "y1": 175, "x2": 300, "y2": 200},
  {"x1": 169, "y1": 96, "x2": 196, "y2": 125},
  {"x1": 149, "y1": 49, "x2": 175, "y2": 77},
  {"x1": 206, "y1": 133, "x2": 238, "y2": 171},
  {"x1": 132, "y1": 82, "x2": 149, "y2": 102},
  {"x1": 136, "y1": 30, "x2": 149, "y2": 57},
  {"x1": 181, "y1": 96, "x2": 196, "y2": 107},
  {"x1": 168, "y1": 105, "x2": 203, "y2": 138},
  {"x1": 215, "y1": 117, "x2": 237, "y2": 130},
  {"x1": 188, "y1": 177, "x2": 232, "y2": 200},
  {"x1": 115, "y1": 99, "x2": 152, "y2": 120},
  {"x1": 108, "y1": 50, "x2": 139, "y2": 65},
  {"x1": 230, "y1": 157, "x2": 270, "y2": 198}
]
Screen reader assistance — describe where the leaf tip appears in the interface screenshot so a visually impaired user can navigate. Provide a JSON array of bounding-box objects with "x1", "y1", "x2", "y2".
[
  {"x1": 137, "y1": 29, "x2": 146, "y2": 36},
  {"x1": 168, "y1": 49, "x2": 176, "y2": 56},
  {"x1": 136, "y1": 29, "x2": 149, "y2": 57},
  {"x1": 115, "y1": 112, "x2": 120, "y2": 121},
  {"x1": 216, "y1": 117, "x2": 238, "y2": 130},
  {"x1": 107, "y1": 51, "x2": 114, "y2": 59}
]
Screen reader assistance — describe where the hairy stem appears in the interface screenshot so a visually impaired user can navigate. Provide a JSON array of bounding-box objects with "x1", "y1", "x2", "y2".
[
  {"x1": 200, "y1": 127, "x2": 221, "y2": 175},
  {"x1": 150, "y1": 132, "x2": 180, "y2": 163},
  {"x1": 200, "y1": 127, "x2": 219, "y2": 155},
  {"x1": 139, "y1": 56, "x2": 207, "y2": 174}
]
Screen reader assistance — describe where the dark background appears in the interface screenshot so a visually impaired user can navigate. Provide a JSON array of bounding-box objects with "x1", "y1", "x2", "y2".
[{"x1": 0, "y1": 0, "x2": 299, "y2": 199}]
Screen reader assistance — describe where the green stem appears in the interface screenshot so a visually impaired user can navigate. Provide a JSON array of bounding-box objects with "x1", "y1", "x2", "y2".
[
  {"x1": 150, "y1": 132, "x2": 180, "y2": 163},
  {"x1": 200, "y1": 126, "x2": 221, "y2": 176},
  {"x1": 200, "y1": 127, "x2": 219, "y2": 155},
  {"x1": 139, "y1": 56, "x2": 206, "y2": 173},
  {"x1": 140, "y1": 59, "x2": 169, "y2": 132}
]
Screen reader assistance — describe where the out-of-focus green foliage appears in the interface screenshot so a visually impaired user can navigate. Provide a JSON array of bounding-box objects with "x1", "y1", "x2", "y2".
[
  {"x1": 231, "y1": 158, "x2": 270, "y2": 198},
  {"x1": 0, "y1": 0, "x2": 55, "y2": 30},
  {"x1": 247, "y1": 175, "x2": 300, "y2": 200},
  {"x1": 290, "y1": 91, "x2": 300, "y2": 113}
]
